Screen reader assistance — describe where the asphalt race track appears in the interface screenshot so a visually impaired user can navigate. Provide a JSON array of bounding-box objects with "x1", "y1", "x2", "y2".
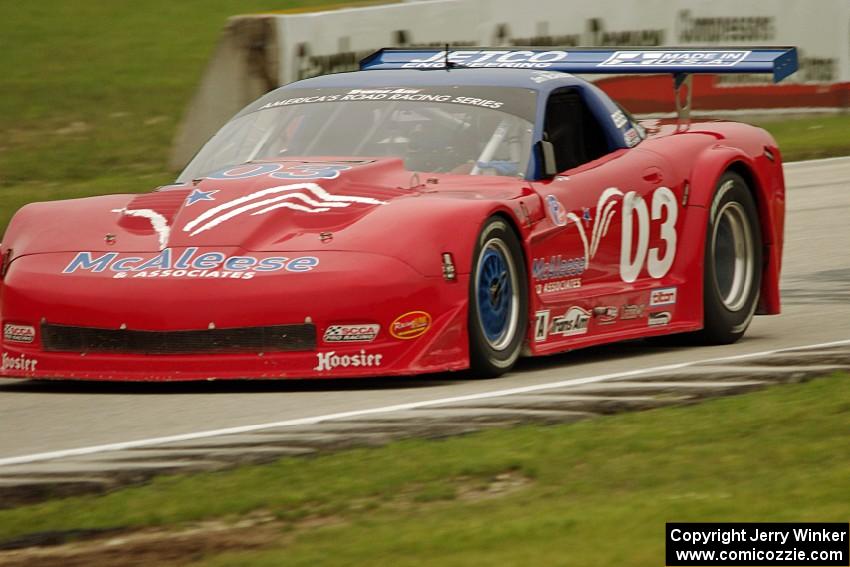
[{"x1": 1, "y1": 157, "x2": 849, "y2": 466}]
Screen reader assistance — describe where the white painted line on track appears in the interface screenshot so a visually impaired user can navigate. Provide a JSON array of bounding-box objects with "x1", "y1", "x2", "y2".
[{"x1": 2, "y1": 337, "x2": 849, "y2": 468}]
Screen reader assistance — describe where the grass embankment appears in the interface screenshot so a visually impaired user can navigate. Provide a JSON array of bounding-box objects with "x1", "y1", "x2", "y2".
[
  {"x1": 0, "y1": 0, "x2": 358, "y2": 233},
  {"x1": 1, "y1": 2, "x2": 850, "y2": 238},
  {"x1": 0, "y1": 375, "x2": 848, "y2": 565},
  {"x1": 752, "y1": 114, "x2": 850, "y2": 162}
]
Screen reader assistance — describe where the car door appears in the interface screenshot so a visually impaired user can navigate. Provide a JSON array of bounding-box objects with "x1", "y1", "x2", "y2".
[{"x1": 528, "y1": 89, "x2": 681, "y2": 349}]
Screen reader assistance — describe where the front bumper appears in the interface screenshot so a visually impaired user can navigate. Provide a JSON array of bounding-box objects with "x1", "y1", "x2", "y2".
[{"x1": 0, "y1": 249, "x2": 469, "y2": 380}]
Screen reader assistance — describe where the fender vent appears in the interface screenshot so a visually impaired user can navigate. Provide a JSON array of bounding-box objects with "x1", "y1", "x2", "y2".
[{"x1": 41, "y1": 323, "x2": 316, "y2": 354}]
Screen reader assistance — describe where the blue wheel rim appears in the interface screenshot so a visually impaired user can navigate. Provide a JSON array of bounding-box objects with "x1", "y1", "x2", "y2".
[{"x1": 476, "y1": 243, "x2": 514, "y2": 347}]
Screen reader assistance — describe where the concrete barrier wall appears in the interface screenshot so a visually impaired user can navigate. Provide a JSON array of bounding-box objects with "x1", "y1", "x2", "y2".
[{"x1": 170, "y1": 0, "x2": 850, "y2": 169}]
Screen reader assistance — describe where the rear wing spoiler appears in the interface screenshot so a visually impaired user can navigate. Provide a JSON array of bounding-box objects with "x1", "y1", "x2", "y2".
[
  {"x1": 360, "y1": 47, "x2": 798, "y2": 83},
  {"x1": 360, "y1": 47, "x2": 798, "y2": 122}
]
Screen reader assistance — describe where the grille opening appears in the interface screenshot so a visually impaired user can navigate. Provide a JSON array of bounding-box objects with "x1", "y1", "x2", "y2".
[{"x1": 41, "y1": 323, "x2": 316, "y2": 355}]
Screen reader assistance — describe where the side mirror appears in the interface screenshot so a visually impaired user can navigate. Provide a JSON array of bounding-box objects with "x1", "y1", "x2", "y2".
[{"x1": 537, "y1": 140, "x2": 557, "y2": 179}]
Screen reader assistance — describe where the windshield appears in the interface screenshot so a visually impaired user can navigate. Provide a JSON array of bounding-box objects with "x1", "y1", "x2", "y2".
[{"x1": 178, "y1": 86, "x2": 536, "y2": 182}]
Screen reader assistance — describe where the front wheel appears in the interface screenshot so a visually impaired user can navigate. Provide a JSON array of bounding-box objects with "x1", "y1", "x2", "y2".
[
  {"x1": 698, "y1": 172, "x2": 763, "y2": 344},
  {"x1": 468, "y1": 217, "x2": 528, "y2": 377}
]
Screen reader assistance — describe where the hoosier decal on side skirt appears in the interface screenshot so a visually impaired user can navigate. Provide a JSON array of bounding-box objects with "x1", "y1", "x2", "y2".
[{"x1": 315, "y1": 350, "x2": 383, "y2": 372}]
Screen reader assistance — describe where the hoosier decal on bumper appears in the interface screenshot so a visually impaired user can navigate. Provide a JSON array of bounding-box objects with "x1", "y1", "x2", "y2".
[
  {"x1": 315, "y1": 350, "x2": 383, "y2": 372},
  {"x1": 2, "y1": 352, "x2": 38, "y2": 372}
]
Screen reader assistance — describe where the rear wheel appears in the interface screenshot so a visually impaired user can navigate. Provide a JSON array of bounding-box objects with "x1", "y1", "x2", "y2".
[
  {"x1": 698, "y1": 172, "x2": 762, "y2": 344},
  {"x1": 468, "y1": 217, "x2": 528, "y2": 377}
]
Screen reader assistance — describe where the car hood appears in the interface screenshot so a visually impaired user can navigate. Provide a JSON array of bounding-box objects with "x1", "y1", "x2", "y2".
[
  {"x1": 124, "y1": 160, "x2": 415, "y2": 251},
  {"x1": 2, "y1": 158, "x2": 532, "y2": 276}
]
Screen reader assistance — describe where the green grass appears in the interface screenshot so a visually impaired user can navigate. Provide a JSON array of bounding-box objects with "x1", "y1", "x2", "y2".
[
  {"x1": 752, "y1": 114, "x2": 850, "y2": 162},
  {"x1": 0, "y1": 0, "x2": 364, "y2": 232},
  {"x1": 0, "y1": 2, "x2": 848, "y2": 237},
  {"x1": 0, "y1": 375, "x2": 848, "y2": 566}
]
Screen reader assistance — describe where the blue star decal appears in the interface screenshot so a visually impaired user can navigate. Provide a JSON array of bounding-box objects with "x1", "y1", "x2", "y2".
[{"x1": 186, "y1": 189, "x2": 218, "y2": 206}]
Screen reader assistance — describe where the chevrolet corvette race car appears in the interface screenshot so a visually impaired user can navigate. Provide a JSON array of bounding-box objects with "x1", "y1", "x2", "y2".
[{"x1": 0, "y1": 47, "x2": 798, "y2": 381}]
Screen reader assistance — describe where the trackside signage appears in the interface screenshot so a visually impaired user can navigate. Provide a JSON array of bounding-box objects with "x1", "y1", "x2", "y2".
[
  {"x1": 171, "y1": 0, "x2": 849, "y2": 168},
  {"x1": 666, "y1": 522, "x2": 849, "y2": 566},
  {"x1": 273, "y1": 0, "x2": 848, "y2": 84}
]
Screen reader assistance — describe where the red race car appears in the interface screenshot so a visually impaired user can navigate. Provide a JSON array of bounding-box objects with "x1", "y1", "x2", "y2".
[{"x1": 0, "y1": 47, "x2": 797, "y2": 381}]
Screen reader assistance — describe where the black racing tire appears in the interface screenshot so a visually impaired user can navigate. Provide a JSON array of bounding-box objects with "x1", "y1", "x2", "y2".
[
  {"x1": 697, "y1": 171, "x2": 763, "y2": 344},
  {"x1": 468, "y1": 216, "x2": 528, "y2": 378}
]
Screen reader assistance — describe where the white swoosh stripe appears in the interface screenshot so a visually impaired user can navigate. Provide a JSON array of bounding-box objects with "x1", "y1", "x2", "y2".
[
  {"x1": 184, "y1": 183, "x2": 386, "y2": 236},
  {"x1": 113, "y1": 208, "x2": 171, "y2": 250}
]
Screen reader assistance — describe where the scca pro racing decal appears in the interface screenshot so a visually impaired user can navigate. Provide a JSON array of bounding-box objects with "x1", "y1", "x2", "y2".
[
  {"x1": 3, "y1": 324, "x2": 35, "y2": 344},
  {"x1": 62, "y1": 248, "x2": 318, "y2": 279},
  {"x1": 315, "y1": 350, "x2": 383, "y2": 372},
  {"x1": 323, "y1": 324, "x2": 380, "y2": 343}
]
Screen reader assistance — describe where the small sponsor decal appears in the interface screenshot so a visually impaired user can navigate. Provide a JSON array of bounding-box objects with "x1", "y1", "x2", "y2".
[
  {"x1": 314, "y1": 350, "x2": 383, "y2": 372},
  {"x1": 2, "y1": 352, "x2": 38, "y2": 373},
  {"x1": 593, "y1": 306, "x2": 618, "y2": 324},
  {"x1": 611, "y1": 110, "x2": 628, "y2": 129},
  {"x1": 599, "y1": 50, "x2": 749, "y2": 68},
  {"x1": 3, "y1": 324, "x2": 35, "y2": 344},
  {"x1": 390, "y1": 311, "x2": 431, "y2": 340},
  {"x1": 536, "y1": 278, "x2": 582, "y2": 295},
  {"x1": 62, "y1": 248, "x2": 319, "y2": 279},
  {"x1": 529, "y1": 71, "x2": 563, "y2": 84},
  {"x1": 402, "y1": 50, "x2": 569, "y2": 69},
  {"x1": 323, "y1": 324, "x2": 380, "y2": 343},
  {"x1": 532, "y1": 255, "x2": 586, "y2": 281},
  {"x1": 550, "y1": 307, "x2": 590, "y2": 337},
  {"x1": 620, "y1": 304, "x2": 646, "y2": 320},
  {"x1": 650, "y1": 287, "x2": 677, "y2": 307},
  {"x1": 534, "y1": 310, "x2": 550, "y2": 342},
  {"x1": 347, "y1": 88, "x2": 421, "y2": 95},
  {"x1": 648, "y1": 311, "x2": 672, "y2": 327},
  {"x1": 624, "y1": 128, "x2": 640, "y2": 147},
  {"x1": 545, "y1": 195, "x2": 567, "y2": 227}
]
